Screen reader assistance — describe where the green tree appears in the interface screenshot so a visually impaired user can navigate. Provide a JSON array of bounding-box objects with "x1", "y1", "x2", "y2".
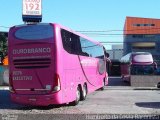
[{"x1": 0, "y1": 32, "x2": 8, "y2": 63}]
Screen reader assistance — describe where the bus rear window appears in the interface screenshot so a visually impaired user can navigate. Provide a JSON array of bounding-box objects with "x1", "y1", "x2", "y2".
[{"x1": 15, "y1": 24, "x2": 54, "y2": 40}]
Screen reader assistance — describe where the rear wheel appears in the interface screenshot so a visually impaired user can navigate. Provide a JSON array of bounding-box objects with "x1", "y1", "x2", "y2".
[
  {"x1": 81, "y1": 84, "x2": 87, "y2": 101},
  {"x1": 100, "y1": 80, "x2": 105, "y2": 90},
  {"x1": 157, "y1": 82, "x2": 160, "y2": 88},
  {"x1": 70, "y1": 86, "x2": 80, "y2": 106}
]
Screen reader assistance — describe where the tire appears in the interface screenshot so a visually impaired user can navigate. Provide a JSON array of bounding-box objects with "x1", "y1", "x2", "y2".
[
  {"x1": 157, "y1": 83, "x2": 160, "y2": 88},
  {"x1": 81, "y1": 84, "x2": 87, "y2": 101},
  {"x1": 70, "y1": 86, "x2": 81, "y2": 106},
  {"x1": 100, "y1": 80, "x2": 105, "y2": 90}
]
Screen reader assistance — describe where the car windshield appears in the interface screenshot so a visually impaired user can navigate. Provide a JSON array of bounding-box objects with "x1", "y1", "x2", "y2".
[{"x1": 131, "y1": 65, "x2": 155, "y2": 75}]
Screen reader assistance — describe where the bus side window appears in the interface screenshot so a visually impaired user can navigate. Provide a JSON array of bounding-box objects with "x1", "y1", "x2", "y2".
[
  {"x1": 61, "y1": 29, "x2": 84, "y2": 56},
  {"x1": 71, "y1": 35, "x2": 90, "y2": 56},
  {"x1": 70, "y1": 33, "x2": 82, "y2": 55},
  {"x1": 61, "y1": 29, "x2": 72, "y2": 53}
]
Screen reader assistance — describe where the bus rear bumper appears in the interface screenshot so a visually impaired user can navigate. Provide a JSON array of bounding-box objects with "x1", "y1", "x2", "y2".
[{"x1": 10, "y1": 93, "x2": 62, "y2": 106}]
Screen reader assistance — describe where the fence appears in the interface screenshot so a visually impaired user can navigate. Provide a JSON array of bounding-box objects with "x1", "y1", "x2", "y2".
[{"x1": 130, "y1": 75, "x2": 160, "y2": 87}]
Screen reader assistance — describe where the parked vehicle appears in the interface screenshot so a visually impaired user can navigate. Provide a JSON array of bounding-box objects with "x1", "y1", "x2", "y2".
[
  {"x1": 8, "y1": 23, "x2": 108, "y2": 106},
  {"x1": 120, "y1": 52, "x2": 156, "y2": 82}
]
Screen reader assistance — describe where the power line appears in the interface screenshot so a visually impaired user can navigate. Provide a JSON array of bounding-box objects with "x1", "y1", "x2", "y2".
[
  {"x1": 1, "y1": 25, "x2": 160, "y2": 31},
  {"x1": 81, "y1": 33, "x2": 123, "y2": 35},
  {"x1": 77, "y1": 30, "x2": 123, "y2": 32},
  {"x1": 85, "y1": 35, "x2": 123, "y2": 37},
  {"x1": 1, "y1": 25, "x2": 160, "y2": 38},
  {"x1": 100, "y1": 41, "x2": 160, "y2": 43},
  {"x1": 101, "y1": 42, "x2": 123, "y2": 43},
  {"x1": 77, "y1": 27, "x2": 160, "y2": 33},
  {"x1": 78, "y1": 27, "x2": 160, "y2": 37}
]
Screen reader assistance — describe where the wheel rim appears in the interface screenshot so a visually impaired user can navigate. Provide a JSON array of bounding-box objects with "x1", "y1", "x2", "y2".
[{"x1": 83, "y1": 85, "x2": 87, "y2": 97}]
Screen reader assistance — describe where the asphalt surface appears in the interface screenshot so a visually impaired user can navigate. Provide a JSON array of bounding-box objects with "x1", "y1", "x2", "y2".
[{"x1": 0, "y1": 77, "x2": 160, "y2": 120}]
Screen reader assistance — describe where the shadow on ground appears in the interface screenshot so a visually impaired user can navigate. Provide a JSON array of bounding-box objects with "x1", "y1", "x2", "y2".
[
  {"x1": 0, "y1": 90, "x2": 70, "y2": 110},
  {"x1": 135, "y1": 102, "x2": 160, "y2": 109},
  {"x1": 108, "y1": 77, "x2": 130, "y2": 86}
]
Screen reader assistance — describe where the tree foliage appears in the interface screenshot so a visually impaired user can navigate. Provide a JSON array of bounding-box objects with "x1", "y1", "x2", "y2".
[{"x1": 0, "y1": 32, "x2": 8, "y2": 62}]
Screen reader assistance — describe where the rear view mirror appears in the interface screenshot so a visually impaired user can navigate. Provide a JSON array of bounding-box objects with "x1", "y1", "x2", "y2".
[{"x1": 105, "y1": 52, "x2": 109, "y2": 58}]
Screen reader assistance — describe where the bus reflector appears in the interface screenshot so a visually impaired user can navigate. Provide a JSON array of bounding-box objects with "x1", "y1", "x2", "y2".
[{"x1": 52, "y1": 74, "x2": 61, "y2": 92}]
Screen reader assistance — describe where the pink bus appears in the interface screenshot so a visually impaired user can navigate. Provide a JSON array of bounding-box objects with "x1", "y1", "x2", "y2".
[
  {"x1": 121, "y1": 52, "x2": 156, "y2": 82},
  {"x1": 8, "y1": 23, "x2": 108, "y2": 106}
]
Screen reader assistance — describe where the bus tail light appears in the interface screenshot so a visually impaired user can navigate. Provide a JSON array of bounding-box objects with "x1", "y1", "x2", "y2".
[
  {"x1": 9, "y1": 73, "x2": 15, "y2": 93},
  {"x1": 52, "y1": 74, "x2": 61, "y2": 92}
]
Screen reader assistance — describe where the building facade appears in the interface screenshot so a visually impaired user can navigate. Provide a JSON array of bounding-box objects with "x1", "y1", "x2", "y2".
[
  {"x1": 107, "y1": 44, "x2": 123, "y2": 60},
  {"x1": 106, "y1": 44, "x2": 123, "y2": 76},
  {"x1": 123, "y1": 17, "x2": 160, "y2": 65}
]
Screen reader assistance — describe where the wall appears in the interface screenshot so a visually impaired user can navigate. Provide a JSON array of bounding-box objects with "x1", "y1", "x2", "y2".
[
  {"x1": 130, "y1": 75, "x2": 160, "y2": 87},
  {"x1": 107, "y1": 49, "x2": 123, "y2": 60}
]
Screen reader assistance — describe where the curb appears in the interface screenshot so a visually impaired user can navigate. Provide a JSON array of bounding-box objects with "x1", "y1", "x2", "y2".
[
  {"x1": 105, "y1": 86, "x2": 160, "y2": 90},
  {"x1": 105, "y1": 86, "x2": 134, "y2": 90},
  {"x1": 133, "y1": 87, "x2": 160, "y2": 90}
]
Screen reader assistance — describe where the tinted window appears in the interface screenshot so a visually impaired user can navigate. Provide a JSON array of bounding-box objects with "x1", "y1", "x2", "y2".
[
  {"x1": 61, "y1": 29, "x2": 104, "y2": 58},
  {"x1": 131, "y1": 65, "x2": 155, "y2": 75},
  {"x1": 121, "y1": 53, "x2": 131, "y2": 63},
  {"x1": 61, "y1": 29, "x2": 72, "y2": 53},
  {"x1": 80, "y1": 37, "x2": 93, "y2": 57},
  {"x1": 61, "y1": 29, "x2": 82, "y2": 55},
  {"x1": 15, "y1": 24, "x2": 54, "y2": 40},
  {"x1": 80, "y1": 37, "x2": 104, "y2": 58}
]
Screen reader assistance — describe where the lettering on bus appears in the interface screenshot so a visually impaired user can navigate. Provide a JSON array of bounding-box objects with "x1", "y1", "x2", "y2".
[
  {"x1": 81, "y1": 59, "x2": 97, "y2": 66},
  {"x1": 13, "y1": 76, "x2": 32, "y2": 81},
  {"x1": 13, "y1": 47, "x2": 51, "y2": 55},
  {"x1": 13, "y1": 71, "x2": 33, "y2": 81}
]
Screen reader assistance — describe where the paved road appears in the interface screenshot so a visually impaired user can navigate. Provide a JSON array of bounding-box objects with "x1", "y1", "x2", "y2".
[{"x1": 0, "y1": 77, "x2": 160, "y2": 120}]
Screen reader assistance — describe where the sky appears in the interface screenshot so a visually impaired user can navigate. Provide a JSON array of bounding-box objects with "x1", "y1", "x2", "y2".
[{"x1": 0, "y1": 0, "x2": 160, "y2": 49}]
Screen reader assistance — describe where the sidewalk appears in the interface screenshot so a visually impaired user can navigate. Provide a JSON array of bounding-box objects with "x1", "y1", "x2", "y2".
[{"x1": 105, "y1": 86, "x2": 160, "y2": 90}]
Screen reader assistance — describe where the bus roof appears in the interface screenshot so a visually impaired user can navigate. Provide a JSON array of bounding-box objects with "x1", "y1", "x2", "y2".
[
  {"x1": 53, "y1": 23, "x2": 102, "y2": 46},
  {"x1": 121, "y1": 52, "x2": 153, "y2": 64},
  {"x1": 12, "y1": 23, "x2": 102, "y2": 47},
  {"x1": 130, "y1": 52, "x2": 151, "y2": 55}
]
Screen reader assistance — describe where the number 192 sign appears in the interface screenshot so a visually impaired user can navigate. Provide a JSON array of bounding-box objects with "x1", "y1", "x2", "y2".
[{"x1": 22, "y1": 0, "x2": 42, "y2": 22}]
